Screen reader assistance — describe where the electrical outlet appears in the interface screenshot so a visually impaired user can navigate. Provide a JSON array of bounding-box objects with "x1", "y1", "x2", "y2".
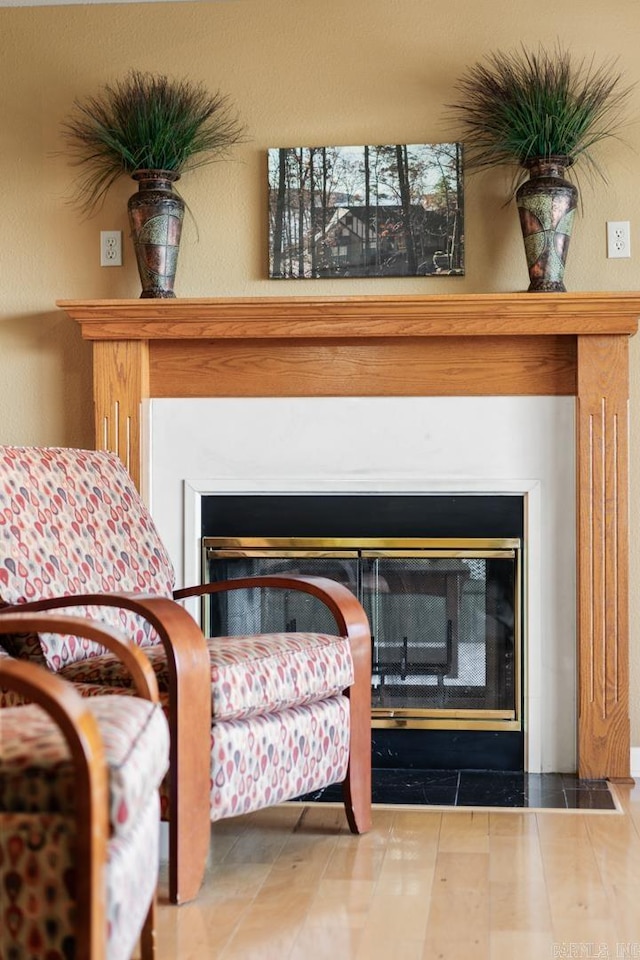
[
  {"x1": 607, "y1": 221, "x2": 631, "y2": 259},
  {"x1": 100, "y1": 230, "x2": 122, "y2": 267}
]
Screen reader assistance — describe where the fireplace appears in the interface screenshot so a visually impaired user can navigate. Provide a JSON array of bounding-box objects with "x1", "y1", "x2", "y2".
[
  {"x1": 59, "y1": 292, "x2": 639, "y2": 780},
  {"x1": 202, "y1": 493, "x2": 522, "y2": 714},
  {"x1": 201, "y1": 494, "x2": 524, "y2": 770}
]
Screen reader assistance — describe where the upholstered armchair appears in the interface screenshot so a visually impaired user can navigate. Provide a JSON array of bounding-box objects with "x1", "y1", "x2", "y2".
[
  {"x1": 0, "y1": 445, "x2": 372, "y2": 905},
  {"x1": 0, "y1": 612, "x2": 170, "y2": 960}
]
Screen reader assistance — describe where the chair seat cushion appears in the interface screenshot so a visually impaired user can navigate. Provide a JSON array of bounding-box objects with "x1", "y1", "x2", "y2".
[
  {"x1": 206, "y1": 632, "x2": 354, "y2": 720},
  {"x1": 58, "y1": 631, "x2": 354, "y2": 721},
  {"x1": 0, "y1": 696, "x2": 169, "y2": 838}
]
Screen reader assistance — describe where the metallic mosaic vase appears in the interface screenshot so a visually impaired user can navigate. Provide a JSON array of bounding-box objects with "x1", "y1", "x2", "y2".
[
  {"x1": 515, "y1": 157, "x2": 578, "y2": 293},
  {"x1": 128, "y1": 170, "x2": 185, "y2": 298}
]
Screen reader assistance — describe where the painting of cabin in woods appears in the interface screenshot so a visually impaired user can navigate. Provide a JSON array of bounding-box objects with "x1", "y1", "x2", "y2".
[{"x1": 268, "y1": 143, "x2": 464, "y2": 279}]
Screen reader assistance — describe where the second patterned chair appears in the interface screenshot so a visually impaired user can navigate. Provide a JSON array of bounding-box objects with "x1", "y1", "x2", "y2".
[{"x1": 0, "y1": 613, "x2": 170, "y2": 960}]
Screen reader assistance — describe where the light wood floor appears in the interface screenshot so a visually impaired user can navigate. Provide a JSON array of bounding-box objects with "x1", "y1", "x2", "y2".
[{"x1": 155, "y1": 783, "x2": 640, "y2": 959}]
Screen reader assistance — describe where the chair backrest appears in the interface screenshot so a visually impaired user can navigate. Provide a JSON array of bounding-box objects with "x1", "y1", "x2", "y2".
[{"x1": 0, "y1": 446, "x2": 175, "y2": 669}]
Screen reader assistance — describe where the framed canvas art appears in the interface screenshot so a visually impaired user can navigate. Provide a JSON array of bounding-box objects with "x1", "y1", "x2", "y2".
[{"x1": 268, "y1": 143, "x2": 464, "y2": 279}]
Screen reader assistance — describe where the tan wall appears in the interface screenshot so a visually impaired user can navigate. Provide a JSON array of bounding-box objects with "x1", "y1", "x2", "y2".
[{"x1": 1, "y1": 0, "x2": 639, "y2": 751}]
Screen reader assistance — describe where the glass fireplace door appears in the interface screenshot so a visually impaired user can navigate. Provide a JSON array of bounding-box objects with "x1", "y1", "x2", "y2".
[
  {"x1": 361, "y1": 550, "x2": 519, "y2": 726},
  {"x1": 202, "y1": 538, "x2": 521, "y2": 731}
]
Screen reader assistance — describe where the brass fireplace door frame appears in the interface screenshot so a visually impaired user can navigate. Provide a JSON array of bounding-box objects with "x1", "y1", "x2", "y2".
[{"x1": 202, "y1": 538, "x2": 522, "y2": 732}]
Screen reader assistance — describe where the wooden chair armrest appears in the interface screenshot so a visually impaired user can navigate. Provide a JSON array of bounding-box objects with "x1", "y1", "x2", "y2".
[
  {"x1": 175, "y1": 573, "x2": 371, "y2": 648},
  {"x1": 0, "y1": 611, "x2": 158, "y2": 701},
  {"x1": 0, "y1": 657, "x2": 108, "y2": 959}
]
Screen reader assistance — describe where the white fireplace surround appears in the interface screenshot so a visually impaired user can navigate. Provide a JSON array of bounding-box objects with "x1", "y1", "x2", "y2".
[{"x1": 146, "y1": 394, "x2": 576, "y2": 774}]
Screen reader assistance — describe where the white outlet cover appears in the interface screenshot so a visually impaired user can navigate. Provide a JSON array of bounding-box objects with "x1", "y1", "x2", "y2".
[
  {"x1": 100, "y1": 230, "x2": 123, "y2": 267},
  {"x1": 606, "y1": 220, "x2": 631, "y2": 259}
]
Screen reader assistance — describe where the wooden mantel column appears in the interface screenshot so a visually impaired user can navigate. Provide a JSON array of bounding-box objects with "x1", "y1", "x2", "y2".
[
  {"x1": 576, "y1": 334, "x2": 631, "y2": 779},
  {"x1": 59, "y1": 292, "x2": 640, "y2": 780},
  {"x1": 92, "y1": 340, "x2": 149, "y2": 490}
]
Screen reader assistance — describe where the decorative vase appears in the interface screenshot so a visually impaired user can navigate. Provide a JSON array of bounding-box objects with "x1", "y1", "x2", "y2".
[
  {"x1": 515, "y1": 157, "x2": 578, "y2": 293},
  {"x1": 127, "y1": 170, "x2": 185, "y2": 298}
]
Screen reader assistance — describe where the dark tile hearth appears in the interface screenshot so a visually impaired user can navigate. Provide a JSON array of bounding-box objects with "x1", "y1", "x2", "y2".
[{"x1": 296, "y1": 770, "x2": 617, "y2": 810}]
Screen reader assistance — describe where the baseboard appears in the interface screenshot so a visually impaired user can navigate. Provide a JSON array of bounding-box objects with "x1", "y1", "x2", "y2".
[{"x1": 631, "y1": 747, "x2": 640, "y2": 779}]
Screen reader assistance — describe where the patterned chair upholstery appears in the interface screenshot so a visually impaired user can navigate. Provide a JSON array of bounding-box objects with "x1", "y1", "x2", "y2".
[
  {"x1": 0, "y1": 446, "x2": 372, "y2": 905},
  {"x1": 0, "y1": 613, "x2": 170, "y2": 960}
]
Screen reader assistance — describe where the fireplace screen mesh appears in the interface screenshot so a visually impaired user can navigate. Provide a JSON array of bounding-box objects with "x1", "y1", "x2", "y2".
[
  {"x1": 203, "y1": 540, "x2": 520, "y2": 728},
  {"x1": 363, "y1": 556, "x2": 515, "y2": 713},
  {"x1": 204, "y1": 555, "x2": 358, "y2": 637}
]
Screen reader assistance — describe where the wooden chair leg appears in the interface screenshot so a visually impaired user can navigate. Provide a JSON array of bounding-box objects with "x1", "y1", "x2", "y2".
[
  {"x1": 139, "y1": 897, "x2": 156, "y2": 960},
  {"x1": 168, "y1": 736, "x2": 211, "y2": 904},
  {"x1": 134, "y1": 598, "x2": 211, "y2": 905},
  {"x1": 343, "y1": 729, "x2": 372, "y2": 833},
  {"x1": 343, "y1": 652, "x2": 372, "y2": 834}
]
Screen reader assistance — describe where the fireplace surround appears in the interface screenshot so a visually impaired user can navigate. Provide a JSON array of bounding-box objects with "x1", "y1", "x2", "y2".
[
  {"x1": 151, "y1": 395, "x2": 569, "y2": 774},
  {"x1": 58, "y1": 292, "x2": 640, "y2": 780}
]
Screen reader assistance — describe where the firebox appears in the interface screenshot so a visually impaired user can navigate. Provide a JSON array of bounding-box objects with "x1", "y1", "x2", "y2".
[{"x1": 200, "y1": 495, "x2": 524, "y2": 743}]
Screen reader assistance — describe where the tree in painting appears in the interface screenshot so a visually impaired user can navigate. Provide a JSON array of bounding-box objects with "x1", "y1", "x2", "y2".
[{"x1": 268, "y1": 143, "x2": 464, "y2": 279}]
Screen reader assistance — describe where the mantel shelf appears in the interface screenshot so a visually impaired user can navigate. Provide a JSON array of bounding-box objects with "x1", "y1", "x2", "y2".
[
  {"x1": 58, "y1": 292, "x2": 640, "y2": 341},
  {"x1": 58, "y1": 291, "x2": 639, "y2": 782}
]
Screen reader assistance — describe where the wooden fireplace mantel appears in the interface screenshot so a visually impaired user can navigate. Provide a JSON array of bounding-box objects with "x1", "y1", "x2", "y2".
[{"x1": 59, "y1": 291, "x2": 640, "y2": 780}]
